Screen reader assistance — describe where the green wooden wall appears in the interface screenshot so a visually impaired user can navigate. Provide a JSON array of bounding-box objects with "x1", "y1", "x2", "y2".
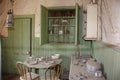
[
  {"x1": 1, "y1": 15, "x2": 34, "y2": 74},
  {"x1": 3, "y1": 14, "x2": 120, "y2": 80},
  {"x1": 92, "y1": 41, "x2": 120, "y2": 80},
  {"x1": 1, "y1": 15, "x2": 91, "y2": 74}
]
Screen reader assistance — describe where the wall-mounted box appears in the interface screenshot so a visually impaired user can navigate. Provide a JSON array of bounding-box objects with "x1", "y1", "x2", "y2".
[{"x1": 84, "y1": 4, "x2": 97, "y2": 40}]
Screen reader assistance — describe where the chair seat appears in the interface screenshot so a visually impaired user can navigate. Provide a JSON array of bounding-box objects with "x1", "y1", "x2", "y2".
[
  {"x1": 16, "y1": 61, "x2": 40, "y2": 80},
  {"x1": 20, "y1": 72, "x2": 39, "y2": 80}
]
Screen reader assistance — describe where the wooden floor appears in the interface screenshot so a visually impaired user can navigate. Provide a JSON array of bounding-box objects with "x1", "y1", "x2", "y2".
[
  {"x1": 2, "y1": 74, "x2": 19, "y2": 80},
  {"x1": 2, "y1": 74, "x2": 62, "y2": 80}
]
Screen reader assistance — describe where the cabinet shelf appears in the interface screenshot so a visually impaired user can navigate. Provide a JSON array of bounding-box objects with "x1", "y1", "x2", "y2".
[
  {"x1": 48, "y1": 25, "x2": 75, "y2": 27},
  {"x1": 48, "y1": 16, "x2": 75, "y2": 19},
  {"x1": 48, "y1": 34, "x2": 70, "y2": 35},
  {"x1": 48, "y1": 8, "x2": 76, "y2": 44}
]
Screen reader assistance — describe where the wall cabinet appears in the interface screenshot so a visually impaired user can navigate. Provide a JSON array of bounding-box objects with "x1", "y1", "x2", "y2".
[
  {"x1": 40, "y1": 4, "x2": 80, "y2": 45},
  {"x1": 84, "y1": 4, "x2": 98, "y2": 40},
  {"x1": 48, "y1": 10, "x2": 75, "y2": 43}
]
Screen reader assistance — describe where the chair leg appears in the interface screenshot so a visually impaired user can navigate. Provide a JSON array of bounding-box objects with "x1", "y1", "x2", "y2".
[
  {"x1": 45, "y1": 70, "x2": 47, "y2": 80},
  {"x1": 50, "y1": 69, "x2": 52, "y2": 80},
  {"x1": 38, "y1": 76, "x2": 40, "y2": 80},
  {"x1": 56, "y1": 65, "x2": 61, "y2": 80},
  {"x1": 50, "y1": 69, "x2": 55, "y2": 80},
  {"x1": 45, "y1": 69, "x2": 50, "y2": 80}
]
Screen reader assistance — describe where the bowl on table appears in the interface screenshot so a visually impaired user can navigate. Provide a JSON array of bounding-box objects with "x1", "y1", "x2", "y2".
[
  {"x1": 86, "y1": 59, "x2": 101, "y2": 72},
  {"x1": 37, "y1": 57, "x2": 44, "y2": 62},
  {"x1": 27, "y1": 58, "x2": 38, "y2": 65},
  {"x1": 51, "y1": 54, "x2": 60, "y2": 59}
]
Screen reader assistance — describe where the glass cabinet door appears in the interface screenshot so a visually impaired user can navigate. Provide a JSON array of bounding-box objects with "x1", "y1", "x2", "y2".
[{"x1": 40, "y1": 5, "x2": 48, "y2": 45}]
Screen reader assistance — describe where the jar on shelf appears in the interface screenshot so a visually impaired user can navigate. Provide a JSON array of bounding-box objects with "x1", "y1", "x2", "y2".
[
  {"x1": 59, "y1": 29, "x2": 63, "y2": 34},
  {"x1": 49, "y1": 28, "x2": 54, "y2": 34}
]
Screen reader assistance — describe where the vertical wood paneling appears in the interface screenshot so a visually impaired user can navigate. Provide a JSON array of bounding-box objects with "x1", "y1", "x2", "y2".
[
  {"x1": 32, "y1": 41, "x2": 91, "y2": 71},
  {"x1": 93, "y1": 42, "x2": 120, "y2": 80},
  {"x1": 112, "y1": 51, "x2": 120, "y2": 80},
  {"x1": 2, "y1": 16, "x2": 32, "y2": 73}
]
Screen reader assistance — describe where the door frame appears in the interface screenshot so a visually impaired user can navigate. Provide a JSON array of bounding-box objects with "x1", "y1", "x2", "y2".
[{"x1": 14, "y1": 14, "x2": 35, "y2": 56}]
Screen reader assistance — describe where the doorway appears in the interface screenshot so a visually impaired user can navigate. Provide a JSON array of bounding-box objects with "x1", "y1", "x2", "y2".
[{"x1": 1, "y1": 15, "x2": 34, "y2": 74}]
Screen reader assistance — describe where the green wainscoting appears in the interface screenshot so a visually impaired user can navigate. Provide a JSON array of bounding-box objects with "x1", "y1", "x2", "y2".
[
  {"x1": 2, "y1": 36, "x2": 91, "y2": 74},
  {"x1": 92, "y1": 41, "x2": 120, "y2": 80}
]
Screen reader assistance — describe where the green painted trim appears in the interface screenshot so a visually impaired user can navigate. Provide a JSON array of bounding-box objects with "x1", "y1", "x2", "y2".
[
  {"x1": 40, "y1": 5, "x2": 48, "y2": 45},
  {"x1": 47, "y1": 6, "x2": 75, "y2": 10},
  {"x1": 14, "y1": 14, "x2": 35, "y2": 19},
  {"x1": 75, "y1": 3, "x2": 79, "y2": 45}
]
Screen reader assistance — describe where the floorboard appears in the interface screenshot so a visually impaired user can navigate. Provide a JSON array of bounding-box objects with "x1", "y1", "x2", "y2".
[{"x1": 2, "y1": 74, "x2": 61, "y2": 80}]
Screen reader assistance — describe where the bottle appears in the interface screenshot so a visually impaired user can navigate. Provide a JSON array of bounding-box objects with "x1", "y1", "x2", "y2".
[
  {"x1": 77, "y1": 46, "x2": 81, "y2": 58},
  {"x1": 75, "y1": 51, "x2": 80, "y2": 59}
]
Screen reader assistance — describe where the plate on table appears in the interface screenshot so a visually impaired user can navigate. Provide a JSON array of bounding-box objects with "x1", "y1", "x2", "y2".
[
  {"x1": 36, "y1": 57, "x2": 44, "y2": 62},
  {"x1": 45, "y1": 61, "x2": 54, "y2": 65},
  {"x1": 51, "y1": 54, "x2": 60, "y2": 60},
  {"x1": 27, "y1": 60, "x2": 38, "y2": 65}
]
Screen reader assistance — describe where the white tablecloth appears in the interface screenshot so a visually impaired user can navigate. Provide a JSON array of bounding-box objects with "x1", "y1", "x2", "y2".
[
  {"x1": 69, "y1": 55, "x2": 105, "y2": 80},
  {"x1": 24, "y1": 57, "x2": 62, "y2": 69}
]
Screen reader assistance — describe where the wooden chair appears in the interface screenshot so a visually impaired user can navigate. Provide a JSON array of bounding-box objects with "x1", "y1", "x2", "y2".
[
  {"x1": 16, "y1": 61, "x2": 40, "y2": 80},
  {"x1": 55, "y1": 64, "x2": 61, "y2": 80},
  {"x1": 45, "y1": 64, "x2": 61, "y2": 80}
]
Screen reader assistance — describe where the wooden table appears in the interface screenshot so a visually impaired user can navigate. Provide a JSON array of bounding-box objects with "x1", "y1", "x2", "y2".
[
  {"x1": 24, "y1": 57, "x2": 62, "y2": 69},
  {"x1": 69, "y1": 55, "x2": 105, "y2": 80},
  {"x1": 24, "y1": 57, "x2": 62, "y2": 80}
]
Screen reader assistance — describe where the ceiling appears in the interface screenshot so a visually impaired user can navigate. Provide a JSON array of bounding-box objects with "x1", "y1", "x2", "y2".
[{"x1": 0, "y1": 0, "x2": 3, "y2": 4}]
